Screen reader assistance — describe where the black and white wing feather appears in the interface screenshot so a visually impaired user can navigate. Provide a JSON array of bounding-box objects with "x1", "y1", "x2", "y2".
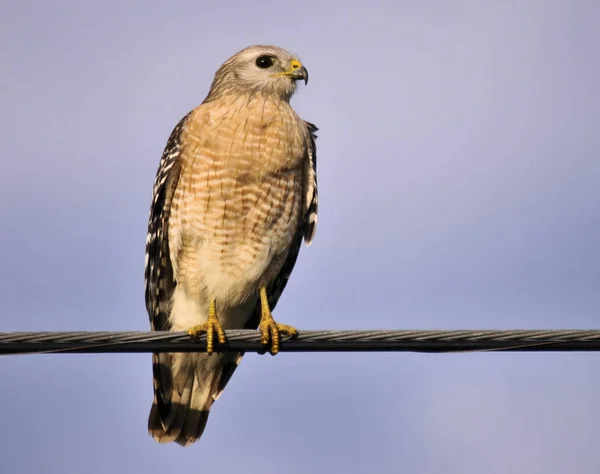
[{"x1": 144, "y1": 115, "x2": 188, "y2": 333}]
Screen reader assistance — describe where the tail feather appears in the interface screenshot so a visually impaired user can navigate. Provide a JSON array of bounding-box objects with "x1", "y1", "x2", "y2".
[{"x1": 148, "y1": 352, "x2": 243, "y2": 446}]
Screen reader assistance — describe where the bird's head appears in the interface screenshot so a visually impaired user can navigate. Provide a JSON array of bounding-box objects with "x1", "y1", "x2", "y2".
[{"x1": 205, "y1": 45, "x2": 309, "y2": 102}]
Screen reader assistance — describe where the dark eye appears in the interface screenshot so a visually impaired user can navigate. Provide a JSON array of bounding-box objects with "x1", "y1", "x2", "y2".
[{"x1": 255, "y1": 56, "x2": 274, "y2": 69}]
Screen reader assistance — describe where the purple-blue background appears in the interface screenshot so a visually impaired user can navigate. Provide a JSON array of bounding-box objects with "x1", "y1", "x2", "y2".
[{"x1": 1, "y1": 1, "x2": 599, "y2": 472}]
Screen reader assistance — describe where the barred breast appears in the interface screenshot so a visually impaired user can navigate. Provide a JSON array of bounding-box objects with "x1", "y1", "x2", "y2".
[{"x1": 168, "y1": 94, "x2": 309, "y2": 308}]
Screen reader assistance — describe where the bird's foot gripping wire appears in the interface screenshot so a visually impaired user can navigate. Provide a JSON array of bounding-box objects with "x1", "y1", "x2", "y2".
[
  {"x1": 258, "y1": 286, "x2": 298, "y2": 355},
  {"x1": 188, "y1": 299, "x2": 227, "y2": 354}
]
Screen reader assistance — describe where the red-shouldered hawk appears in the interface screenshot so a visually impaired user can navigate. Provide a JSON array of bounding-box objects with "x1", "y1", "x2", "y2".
[{"x1": 144, "y1": 45, "x2": 318, "y2": 446}]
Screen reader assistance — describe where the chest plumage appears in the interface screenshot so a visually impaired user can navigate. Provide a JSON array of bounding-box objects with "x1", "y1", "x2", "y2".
[{"x1": 168, "y1": 94, "x2": 309, "y2": 304}]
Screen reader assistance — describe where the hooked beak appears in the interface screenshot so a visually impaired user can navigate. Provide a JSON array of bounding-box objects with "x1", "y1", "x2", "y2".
[{"x1": 289, "y1": 60, "x2": 309, "y2": 85}]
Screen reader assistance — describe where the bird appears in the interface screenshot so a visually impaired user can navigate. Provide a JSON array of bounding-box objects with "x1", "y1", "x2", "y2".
[{"x1": 144, "y1": 44, "x2": 318, "y2": 446}]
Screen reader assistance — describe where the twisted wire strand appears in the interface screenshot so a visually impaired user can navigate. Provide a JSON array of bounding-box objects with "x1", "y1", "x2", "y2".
[{"x1": 1, "y1": 329, "x2": 600, "y2": 355}]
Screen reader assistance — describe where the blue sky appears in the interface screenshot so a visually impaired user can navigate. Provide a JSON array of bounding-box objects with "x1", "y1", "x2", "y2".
[{"x1": 1, "y1": 1, "x2": 599, "y2": 473}]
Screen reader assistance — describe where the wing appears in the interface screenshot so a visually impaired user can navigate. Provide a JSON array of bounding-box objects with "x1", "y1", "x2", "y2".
[
  {"x1": 145, "y1": 113, "x2": 189, "y2": 438},
  {"x1": 303, "y1": 121, "x2": 319, "y2": 245},
  {"x1": 144, "y1": 114, "x2": 189, "y2": 332}
]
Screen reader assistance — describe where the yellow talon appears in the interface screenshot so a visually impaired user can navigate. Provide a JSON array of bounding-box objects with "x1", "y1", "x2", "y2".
[
  {"x1": 188, "y1": 299, "x2": 227, "y2": 354},
  {"x1": 258, "y1": 286, "x2": 298, "y2": 355}
]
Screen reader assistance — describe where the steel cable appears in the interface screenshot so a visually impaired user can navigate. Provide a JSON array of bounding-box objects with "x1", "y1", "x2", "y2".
[{"x1": 2, "y1": 329, "x2": 600, "y2": 355}]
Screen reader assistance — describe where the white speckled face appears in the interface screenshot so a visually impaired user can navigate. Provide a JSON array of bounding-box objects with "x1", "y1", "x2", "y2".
[{"x1": 206, "y1": 44, "x2": 309, "y2": 101}]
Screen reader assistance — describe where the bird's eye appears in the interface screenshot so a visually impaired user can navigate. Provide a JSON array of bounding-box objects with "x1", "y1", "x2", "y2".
[{"x1": 255, "y1": 56, "x2": 274, "y2": 69}]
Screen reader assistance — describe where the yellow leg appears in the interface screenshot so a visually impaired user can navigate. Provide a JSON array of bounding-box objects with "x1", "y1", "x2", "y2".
[
  {"x1": 188, "y1": 299, "x2": 227, "y2": 354},
  {"x1": 258, "y1": 286, "x2": 298, "y2": 355}
]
